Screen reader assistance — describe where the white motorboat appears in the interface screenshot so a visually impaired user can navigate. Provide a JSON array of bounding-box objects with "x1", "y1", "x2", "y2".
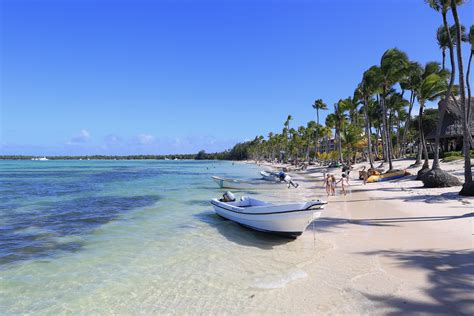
[
  {"x1": 31, "y1": 157, "x2": 48, "y2": 161},
  {"x1": 260, "y1": 170, "x2": 280, "y2": 181},
  {"x1": 210, "y1": 196, "x2": 327, "y2": 238},
  {"x1": 211, "y1": 176, "x2": 283, "y2": 190}
]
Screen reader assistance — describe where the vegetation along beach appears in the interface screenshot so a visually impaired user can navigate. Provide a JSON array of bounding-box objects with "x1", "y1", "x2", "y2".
[{"x1": 1, "y1": 0, "x2": 473, "y2": 315}]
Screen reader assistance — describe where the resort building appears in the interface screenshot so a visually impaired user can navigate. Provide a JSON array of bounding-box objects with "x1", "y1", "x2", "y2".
[{"x1": 426, "y1": 97, "x2": 474, "y2": 152}]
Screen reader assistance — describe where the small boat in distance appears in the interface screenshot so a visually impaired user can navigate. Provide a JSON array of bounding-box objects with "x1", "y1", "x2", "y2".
[
  {"x1": 210, "y1": 195, "x2": 327, "y2": 238},
  {"x1": 31, "y1": 157, "x2": 49, "y2": 161},
  {"x1": 211, "y1": 176, "x2": 282, "y2": 190}
]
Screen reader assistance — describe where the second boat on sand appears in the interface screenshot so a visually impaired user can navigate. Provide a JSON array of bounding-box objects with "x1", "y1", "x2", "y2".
[{"x1": 211, "y1": 176, "x2": 284, "y2": 190}]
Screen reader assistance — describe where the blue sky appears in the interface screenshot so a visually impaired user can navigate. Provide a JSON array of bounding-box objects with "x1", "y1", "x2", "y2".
[{"x1": 1, "y1": 0, "x2": 473, "y2": 155}]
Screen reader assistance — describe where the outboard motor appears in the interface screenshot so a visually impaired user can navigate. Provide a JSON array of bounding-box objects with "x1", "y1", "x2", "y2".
[{"x1": 221, "y1": 191, "x2": 235, "y2": 202}]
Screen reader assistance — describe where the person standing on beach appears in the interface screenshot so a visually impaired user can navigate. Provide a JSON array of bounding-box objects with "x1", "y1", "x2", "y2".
[
  {"x1": 336, "y1": 173, "x2": 349, "y2": 196},
  {"x1": 360, "y1": 166, "x2": 368, "y2": 185},
  {"x1": 323, "y1": 174, "x2": 331, "y2": 196},
  {"x1": 330, "y1": 175, "x2": 337, "y2": 196},
  {"x1": 278, "y1": 171, "x2": 299, "y2": 189},
  {"x1": 342, "y1": 164, "x2": 351, "y2": 184}
]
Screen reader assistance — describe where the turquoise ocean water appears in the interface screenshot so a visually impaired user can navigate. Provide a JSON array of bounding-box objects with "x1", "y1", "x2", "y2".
[{"x1": 0, "y1": 160, "x2": 322, "y2": 314}]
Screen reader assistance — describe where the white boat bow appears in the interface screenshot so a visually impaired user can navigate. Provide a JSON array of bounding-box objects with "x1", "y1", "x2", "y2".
[{"x1": 210, "y1": 196, "x2": 327, "y2": 238}]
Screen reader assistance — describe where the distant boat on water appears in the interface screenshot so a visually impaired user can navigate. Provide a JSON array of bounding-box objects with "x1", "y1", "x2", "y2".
[{"x1": 31, "y1": 157, "x2": 48, "y2": 161}]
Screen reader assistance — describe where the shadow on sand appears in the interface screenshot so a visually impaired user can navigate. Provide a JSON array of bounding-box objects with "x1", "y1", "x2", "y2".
[
  {"x1": 330, "y1": 190, "x2": 471, "y2": 205},
  {"x1": 194, "y1": 211, "x2": 294, "y2": 250},
  {"x1": 358, "y1": 249, "x2": 474, "y2": 315},
  {"x1": 307, "y1": 212, "x2": 473, "y2": 233}
]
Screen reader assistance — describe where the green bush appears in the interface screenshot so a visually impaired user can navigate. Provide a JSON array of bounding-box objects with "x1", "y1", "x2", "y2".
[
  {"x1": 444, "y1": 151, "x2": 463, "y2": 158},
  {"x1": 442, "y1": 156, "x2": 463, "y2": 162}
]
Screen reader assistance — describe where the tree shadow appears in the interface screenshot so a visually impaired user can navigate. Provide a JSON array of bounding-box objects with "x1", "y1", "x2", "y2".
[
  {"x1": 329, "y1": 191, "x2": 471, "y2": 204},
  {"x1": 194, "y1": 211, "x2": 294, "y2": 250},
  {"x1": 307, "y1": 216, "x2": 398, "y2": 233},
  {"x1": 307, "y1": 213, "x2": 473, "y2": 233},
  {"x1": 358, "y1": 249, "x2": 474, "y2": 315}
]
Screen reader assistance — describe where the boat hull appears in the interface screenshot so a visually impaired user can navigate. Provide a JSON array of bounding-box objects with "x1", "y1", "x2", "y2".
[
  {"x1": 210, "y1": 200, "x2": 322, "y2": 238},
  {"x1": 260, "y1": 171, "x2": 280, "y2": 182},
  {"x1": 211, "y1": 176, "x2": 282, "y2": 190}
]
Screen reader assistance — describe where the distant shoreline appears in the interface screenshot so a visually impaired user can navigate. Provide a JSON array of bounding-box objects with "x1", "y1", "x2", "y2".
[{"x1": 0, "y1": 155, "x2": 236, "y2": 161}]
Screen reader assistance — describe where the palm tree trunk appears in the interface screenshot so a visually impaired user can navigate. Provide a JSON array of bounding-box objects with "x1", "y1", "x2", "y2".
[
  {"x1": 415, "y1": 137, "x2": 422, "y2": 165},
  {"x1": 315, "y1": 109, "x2": 320, "y2": 158},
  {"x1": 388, "y1": 110, "x2": 395, "y2": 160},
  {"x1": 442, "y1": 48, "x2": 446, "y2": 70},
  {"x1": 381, "y1": 92, "x2": 393, "y2": 170},
  {"x1": 466, "y1": 50, "x2": 472, "y2": 133},
  {"x1": 396, "y1": 115, "x2": 401, "y2": 158},
  {"x1": 337, "y1": 128, "x2": 343, "y2": 162},
  {"x1": 400, "y1": 91, "x2": 415, "y2": 157},
  {"x1": 419, "y1": 104, "x2": 429, "y2": 169},
  {"x1": 451, "y1": 2, "x2": 473, "y2": 184},
  {"x1": 364, "y1": 98, "x2": 374, "y2": 168}
]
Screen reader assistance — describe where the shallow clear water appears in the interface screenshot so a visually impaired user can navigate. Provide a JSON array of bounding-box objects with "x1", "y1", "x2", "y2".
[{"x1": 0, "y1": 160, "x2": 323, "y2": 314}]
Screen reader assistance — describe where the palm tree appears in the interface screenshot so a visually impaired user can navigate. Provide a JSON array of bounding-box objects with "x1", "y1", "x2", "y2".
[
  {"x1": 417, "y1": 73, "x2": 448, "y2": 171},
  {"x1": 305, "y1": 121, "x2": 317, "y2": 160},
  {"x1": 450, "y1": 0, "x2": 473, "y2": 194},
  {"x1": 283, "y1": 115, "x2": 293, "y2": 161},
  {"x1": 399, "y1": 62, "x2": 423, "y2": 158},
  {"x1": 312, "y1": 99, "x2": 328, "y2": 155},
  {"x1": 326, "y1": 101, "x2": 348, "y2": 162},
  {"x1": 467, "y1": 25, "x2": 473, "y2": 124},
  {"x1": 386, "y1": 92, "x2": 409, "y2": 157},
  {"x1": 437, "y1": 26, "x2": 449, "y2": 69},
  {"x1": 360, "y1": 66, "x2": 383, "y2": 168},
  {"x1": 436, "y1": 24, "x2": 467, "y2": 70},
  {"x1": 380, "y1": 48, "x2": 409, "y2": 170},
  {"x1": 342, "y1": 124, "x2": 364, "y2": 163},
  {"x1": 320, "y1": 125, "x2": 333, "y2": 154}
]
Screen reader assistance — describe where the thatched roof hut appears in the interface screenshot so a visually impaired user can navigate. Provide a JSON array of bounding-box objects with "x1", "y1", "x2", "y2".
[{"x1": 426, "y1": 97, "x2": 474, "y2": 141}]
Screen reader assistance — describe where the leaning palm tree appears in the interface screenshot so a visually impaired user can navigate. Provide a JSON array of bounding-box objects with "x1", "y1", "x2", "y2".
[
  {"x1": 450, "y1": 0, "x2": 473, "y2": 195},
  {"x1": 312, "y1": 99, "x2": 327, "y2": 155},
  {"x1": 380, "y1": 48, "x2": 409, "y2": 171},
  {"x1": 467, "y1": 25, "x2": 473, "y2": 123},
  {"x1": 425, "y1": 1, "x2": 458, "y2": 172}
]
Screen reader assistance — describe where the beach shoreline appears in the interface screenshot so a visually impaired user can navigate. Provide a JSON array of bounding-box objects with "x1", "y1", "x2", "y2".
[{"x1": 242, "y1": 158, "x2": 473, "y2": 314}]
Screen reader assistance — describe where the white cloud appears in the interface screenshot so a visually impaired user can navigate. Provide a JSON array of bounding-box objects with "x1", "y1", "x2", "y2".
[
  {"x1": 104, "y1": 134, "x2": 122, "y2": 145},
  {"x1": 67, "y1": 129, "x2": 91, "y2": 144},
  {"x1": 135, "y1": 134, "x2": 155, "y2": 145}
]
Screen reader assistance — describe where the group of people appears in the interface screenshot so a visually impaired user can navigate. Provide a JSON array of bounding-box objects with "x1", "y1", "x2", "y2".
[{"x1": 323, "y1": 165, "x2": 352, "y2": 196}]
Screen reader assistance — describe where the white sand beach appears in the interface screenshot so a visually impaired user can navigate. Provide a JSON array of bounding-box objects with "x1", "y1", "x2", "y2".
[{"x1": 246, "y1": 158, "x2": 473, "y2": 314}]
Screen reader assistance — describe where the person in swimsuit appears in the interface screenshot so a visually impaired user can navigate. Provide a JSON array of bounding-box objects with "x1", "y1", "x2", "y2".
[{"x1": 330, "y1": 174, "x2": 337, "y2": 196}]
